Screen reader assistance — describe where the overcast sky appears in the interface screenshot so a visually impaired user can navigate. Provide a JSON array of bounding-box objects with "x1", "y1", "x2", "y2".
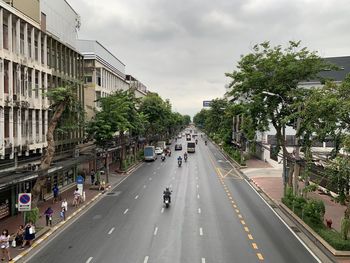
[{"x1": 69, "y1": 0, "x2": 350, "y2": 117}]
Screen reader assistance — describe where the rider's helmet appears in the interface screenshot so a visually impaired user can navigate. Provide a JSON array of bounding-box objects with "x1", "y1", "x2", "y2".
[{"x1": 166, "y1": 187, "x2": 169, "y2": 191}]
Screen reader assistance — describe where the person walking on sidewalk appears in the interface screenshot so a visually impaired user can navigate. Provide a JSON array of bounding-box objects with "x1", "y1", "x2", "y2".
[
  {"x1": 14, "y1": 225, "x2": 24, "y2": 248},
  {"x1": 61, "y1": 199, "x2": 68, "y2": 221},
  {"x1": 73, "y1": 188, "x2": 81, "y2": 207},
  {"x1": 21, "y1": 222, "x2": 35, "y2": 249},
  {"x1": 0, "y1": 229, "x2": 12, "y2": 261},
  {"x1": 44, "y1": 207, "x2": 54, "y2": 227},
  {"x1": 90, "y1": 169, "x2": 95, "y2": 185},
  {"x1": 52, "y1": 184, "x2": 59, "y2": 204}
]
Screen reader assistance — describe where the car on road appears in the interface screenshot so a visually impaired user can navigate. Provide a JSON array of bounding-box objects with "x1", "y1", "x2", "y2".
[
  {"x1": 155, "y1": 147, "x2": 163, "y2": 155},
  {"x1": 175, "y1": 144, "x2": 182, "y2": 151},
  {"x1": 187, "y1": 142, "x2": 195, "y2": 153},
  {"x1": 177, "y1": 134, "x2": 182, "y2": 139}
]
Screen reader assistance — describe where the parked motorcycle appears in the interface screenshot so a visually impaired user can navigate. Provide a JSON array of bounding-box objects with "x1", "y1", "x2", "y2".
[{"x1": 178, "y1": 160, "x2": 182, "y2": 167}]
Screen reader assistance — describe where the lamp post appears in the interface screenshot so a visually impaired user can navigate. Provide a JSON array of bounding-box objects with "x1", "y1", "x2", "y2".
[{"x1": 262, "y1": 91, "x2": 288, "y2": 194}]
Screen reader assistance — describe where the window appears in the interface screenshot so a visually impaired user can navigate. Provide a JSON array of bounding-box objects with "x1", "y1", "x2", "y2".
[{"x1": 84, "y1": 76, "x2": 92, "y2": 83}]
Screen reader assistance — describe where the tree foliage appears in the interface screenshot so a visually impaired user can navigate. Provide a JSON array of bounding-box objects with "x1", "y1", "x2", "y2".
[{"x1": 87, "y1": 90, "x2": 146, "y2": 146}]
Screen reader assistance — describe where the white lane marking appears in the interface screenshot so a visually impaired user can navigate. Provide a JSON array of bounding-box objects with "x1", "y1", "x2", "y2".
[
  {"x1": 86, "y1": 257, "x2": 93, "y2": 263},
  {"x1": 149, "y1": 177, "x2": 152, "y2": 181},
  {"x1": 197, "y1": 194, "x2": 200, "y2": 199},
  {"x1": 172, "y1": 176, "x2": 175, "y2": 180},
  {"x1": 154, "y1": 226, "x2": 158, "y2": 236},
  {"x1": 108, "y1": 227, "x2": 115, "y2": 235},
  {"x1": 199, "y1": 227, "x2": 203, "y2": 236},
  {"x1": 244, "y1": 179, "x2": 322, "y2": 263},
  {"x1": 196, "y1": 176, "x2": 199, "y2": 180},
  {"x1": 196, "y1": 184, "x2": 199, "y2": 188},
  {"x1": 198, "y1": 208, "x2": 201, "y2": 214},
  {"x1": 135, "y1": 195, "x2": 139, "y2": 199},
  {"x1": 123, "y1": 209, "x2": 129, "y2": 214},
  {"x1": 161, "y1": 208, "x2": 164, "y2": 213},
  {"x1": 144, "y1": 256, "x2": 149, "y2": 263},
  {"x1": 143, "y1": 185, "x2": 147, "y2": 188},
  {"x1": 201, "y1": 258, "x2": 206, "y2": 263}
]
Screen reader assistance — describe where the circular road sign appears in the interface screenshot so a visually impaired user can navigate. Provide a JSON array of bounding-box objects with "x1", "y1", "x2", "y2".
[{"x1": 19, "y1": 194, "x2": 31, "y2": 204}]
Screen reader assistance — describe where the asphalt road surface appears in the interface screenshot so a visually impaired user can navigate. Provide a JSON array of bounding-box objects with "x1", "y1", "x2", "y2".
[{"x1": 26, "y1": 135, "x2": 321, "y2": 263}]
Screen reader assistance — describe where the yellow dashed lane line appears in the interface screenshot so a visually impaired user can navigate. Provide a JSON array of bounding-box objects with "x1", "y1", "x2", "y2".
[{"x1": 207, "y1": 147, "x2": 265, "y2": 261}]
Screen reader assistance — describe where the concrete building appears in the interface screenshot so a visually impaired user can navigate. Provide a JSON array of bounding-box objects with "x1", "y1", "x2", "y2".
[
  {"x1": 0, "y1": 0, "x2": 84, "y2": 220},
  {"x1": 77, "y1": 39, "x2": 128, "y2": 120}
]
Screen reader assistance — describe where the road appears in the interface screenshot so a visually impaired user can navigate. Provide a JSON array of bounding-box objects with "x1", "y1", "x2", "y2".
[{"x1": 26, "y1": 135, "x2": 321, "y2": 263}]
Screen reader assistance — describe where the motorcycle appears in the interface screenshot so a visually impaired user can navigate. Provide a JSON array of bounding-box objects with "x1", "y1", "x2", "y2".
[
  {"x1": 164, "y1": 196, "x2": 170, "y2": 208},
  {"x1": 205, "y1": 141, "x2": 207, "y2": 145},
  {"x1": 161, "y1": 155, "x2": 166, "y2": 162},
  {"x1": 178, "y1": 160, "x2": 182, "y2": 167},
  {"x1": 195, "y1": 139, "x2": 198, "y2": 145},
  {"x1": 184, "y1": 156, "x2": 188, "y2": 162}
]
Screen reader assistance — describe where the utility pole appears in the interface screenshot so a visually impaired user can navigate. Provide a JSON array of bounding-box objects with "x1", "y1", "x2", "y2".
[
  {"x1": 293, "y1": 106, "x2": 301, "y2": 195},
  {"x1": 282, "y1": 124, "x2": 287, "y2": 194}
]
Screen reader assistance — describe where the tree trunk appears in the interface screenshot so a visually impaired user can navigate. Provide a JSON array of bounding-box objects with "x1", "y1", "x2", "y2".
[{"x1": 31, "y1": 100, "x2": 67, "y2": 206}]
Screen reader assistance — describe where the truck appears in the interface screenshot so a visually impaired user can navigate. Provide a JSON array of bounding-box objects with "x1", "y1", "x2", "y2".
[
  {"x1": 187, "y1": 142, "x2": 196, "y2": 153},
  {"x1": 144, "y1": 146, "x2": 157, "y2": 161}
]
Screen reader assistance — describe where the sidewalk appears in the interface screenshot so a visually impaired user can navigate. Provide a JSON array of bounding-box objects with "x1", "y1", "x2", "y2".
[
  {"x1": 242, "y1": 158, "x2": 349, "y2": 262},
  {"x1": 0, "y1": 170, "x2": 127, "y2": 262}
]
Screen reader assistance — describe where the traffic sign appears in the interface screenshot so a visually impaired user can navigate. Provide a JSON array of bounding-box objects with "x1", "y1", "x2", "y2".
[
  {"x1": 18, "y1": 193, "x2": 32, "y2": 211},
  {"x1": 203, "y1": 100, "x2": 212, "y2": 107}
]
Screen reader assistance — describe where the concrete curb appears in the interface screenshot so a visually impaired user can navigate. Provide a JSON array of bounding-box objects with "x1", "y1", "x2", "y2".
[
  {"x1": 12, "y1": 192, "x2": 103, "y2": 262},
  {"x1": 13, "y1": 161, "x2": 144, "y2": 262},
  {"x1": 279, "y1": 203, "x2": 350, "y2": 257}
]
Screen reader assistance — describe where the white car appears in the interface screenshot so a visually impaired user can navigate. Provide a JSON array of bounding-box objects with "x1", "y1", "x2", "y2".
[
  {"x1": 155, "y1": 147, "x2": 163, "y2": 155},
  {"x1": 177, "y1": 134, "x2": 182, "y2": 138}
]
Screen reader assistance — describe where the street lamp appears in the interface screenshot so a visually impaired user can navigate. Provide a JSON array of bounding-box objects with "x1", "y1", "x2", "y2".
[{"x1": 262, "y1": 91, "x2": 288, "y2": 194}]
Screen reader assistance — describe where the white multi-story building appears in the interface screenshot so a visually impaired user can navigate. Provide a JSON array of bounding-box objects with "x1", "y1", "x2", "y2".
[
  {"x1": 77, "y1": 39, "x2": 129, "y2": 120},
  {"x1": 0, "y1": 0, "x2": 84, "y2": 220}
]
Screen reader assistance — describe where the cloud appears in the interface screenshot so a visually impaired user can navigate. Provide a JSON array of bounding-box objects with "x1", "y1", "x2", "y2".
[{"x1": 69, "y1": 0, "x2": 350, "y2": 117}]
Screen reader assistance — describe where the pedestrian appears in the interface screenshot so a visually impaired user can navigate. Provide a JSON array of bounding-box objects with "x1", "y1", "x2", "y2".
[
  {"x1": 60, "y1": 207, "x2": 66, "y2": 221},
  {"x1": 0, "y1": 229, "x2": 12, "y2": 261},
  {"x1": 21, "y1": 221, "x2": 35, "y2": 248},
  {"x1": 61, "y1": 198, "x2": 68, "y2": 212},
  {"x1": 44, "y1": 207, "x2": 53, "y2": 227},
  {"x1": 14, "y1": 225, "x2": 24, "y2": 247},
  {"x1": 52, "y1": 184, "x2": 59, "y2": 203},
  {"x1": 61, "y1": 199, "x2": 68, "y2": 221},
  {"x1": 73, "y1": 188, "x2": 81, "y2": 207},
  {"x1": 90, "y1": 169, "x2": 95, "y2": 185}
]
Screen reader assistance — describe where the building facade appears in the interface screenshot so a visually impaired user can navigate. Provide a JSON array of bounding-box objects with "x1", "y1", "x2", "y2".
[
  {"x1": 77, "y1": 39, "x2": 128, "y2": 120},
  {"x1": 0, "y1": 0, "x2": 84, "y2": 220}
]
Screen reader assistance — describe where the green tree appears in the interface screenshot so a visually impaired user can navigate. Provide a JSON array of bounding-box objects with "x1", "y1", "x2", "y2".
[
  {"x1": 225, "y1": 41, "x2": 331, "y2": 192},
  {"x1": 31, "y1": 85, "x2": 83, "y2": 206}
]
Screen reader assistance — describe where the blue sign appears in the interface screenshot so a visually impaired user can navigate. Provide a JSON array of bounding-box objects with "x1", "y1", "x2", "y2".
[
  {"x1": 76, "y1": 175, "x2": 84, "y2": 184},
  {"x1": 19, "y1": 194, "x2": 31, "y2": 204},
  {"x1": 203, "y1": 100, "x2": 212, "y2": 107}
]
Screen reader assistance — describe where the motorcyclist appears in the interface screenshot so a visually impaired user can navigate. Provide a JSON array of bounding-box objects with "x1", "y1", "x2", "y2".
[
  {"x1": 163, "y1": 187, "x2": 172, "y2": 203},
  {"x1": 195, "y1": 139, "x2": 198, "y2": 144},
  {"x1": 161, "y1": 152, "x2": 166, "y2": 161},
  {"x1": 205, "y1": 140, "x2": 207, "y2": 145},
  {"x1": 168, "y1": 149, "x2": 172, "y2": 157},
  {"x1": 184, "y1": 152, "x2": 188, "y2": 162}
]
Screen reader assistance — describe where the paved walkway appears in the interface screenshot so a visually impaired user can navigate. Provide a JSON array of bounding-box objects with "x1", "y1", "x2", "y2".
[
  {"x1": 242, "y1": 159, "x2": 346, "y2": 232},
  {"x1": 0, "y1": 171, "x2": 127, "y2": 262}
]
